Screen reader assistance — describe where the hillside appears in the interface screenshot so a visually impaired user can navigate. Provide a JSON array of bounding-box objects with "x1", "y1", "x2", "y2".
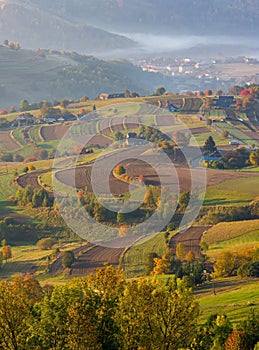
[
  {"x1": 0, "y1": 1, "x2": 259, "y2": 56},
  {"x1": 0, "y1": 45, "x2": 173, "y2": 108},
  {"x1": 0, "y1": 1, "x2": 136, "y2": 54}
]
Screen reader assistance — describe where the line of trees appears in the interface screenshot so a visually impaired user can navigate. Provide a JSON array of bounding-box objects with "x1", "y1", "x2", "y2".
[
  {"x1": 0, "y1": 266, "x2": 259, "y2": 349},
  {"x1": 15, "y1": 185, "x2": 51, "y2": 208}
]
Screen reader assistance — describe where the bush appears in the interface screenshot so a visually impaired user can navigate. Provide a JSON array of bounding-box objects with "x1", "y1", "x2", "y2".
[
  {"x1": 3, "y1": 217, "x2": 14, "y2": 225},
  {"x1": 13, "y1": 154, "x2": 24, "y2": 162},
  {"x1": 39, "y1": 150, "x2": 48, "y2": 160},
  {"x1": 37, "y1": 237, "x2": 56, "y2": 250},
  {"x1": 114, "y1": 165, "x2": 126, "y2": 176},
  {"x1": 238, "y1": 261, "x2": 259, "y2": 278},
  {"x1": 62, "y1": 251, "x2": 75, "y2": 268},
  {"x1": 0, "y1": 153, "x2": 13, "y2": 162},
  {"x1": 28, "y1": 165, "x2": 36, "y2": 172}
]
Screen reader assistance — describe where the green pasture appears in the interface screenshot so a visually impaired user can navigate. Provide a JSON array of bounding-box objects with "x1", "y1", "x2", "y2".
[
  {"x1": 197, "y1": 279, "x2": 259, "y2": 325},
  {"x1": 240, "y1": 166, "x2": 259, "y2": 172},
  {"x1": 29, "y1": 125, "x2": 43, "y2": 143},
  {"x1": 215, "y1": 121, "x2": 253, "y2": 145},
  {"x1": 207, "y1": 109, "x2": 226, "y2": 118},
  {"x1": 12, "y1": 128, "x2": 27, "y2": 146},
  {"x1": 122, "y1": 231, "x2": 171, "y2": 278},
  {"x1": 190, "y1": 131, "x2": 230, "y2": 146},
  {"x1": 204, "y1": 176, "x2": 259, "y2": 206}
]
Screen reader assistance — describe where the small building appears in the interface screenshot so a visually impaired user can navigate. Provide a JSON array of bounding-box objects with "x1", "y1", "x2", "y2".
[
  {"x1": 16, "y1": 113, "x2": 36, "y2": 126},
  {"x1": 126, "y1": 132, "x2": 144, "y2": 146},
  {"x1": 229, "y1": 139, "x2": 239, "y2": 145},
  {"x1": 204, "y1": 150, "x2": 222, "y2": 162},
  {"x1": 166, "y1": 103, "x2": 178, "y2": 112},
  {"x1": 213, "y1": 96, "x2": 235, "y2": 109}
]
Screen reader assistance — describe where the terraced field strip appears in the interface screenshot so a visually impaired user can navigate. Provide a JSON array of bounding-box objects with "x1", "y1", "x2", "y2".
[
  {"x1": 70, "y1": 245, "x2": 124, "y2": 276},
  {"x1": 40, "y1": 123, "x2": 71, "y2": 141},
  {"x1": 54, "y1": 164, "x2": 129, "y2": 195},
  {"x1": 155, "y1": 114, "x2": 179, "y2": 127},
  {"x1": 16, "y1": 169, "x2": 54, "y2": 198},
  {"x1": 12, "y1": 128, "x2": 27, "y2": 146},
  {"x1": 49, "y1": 243, "x2": 94, "y2": 275},
  {"x1": 181, "y1": 97, "x2": 203, "y2": 112},
  {"x1": 110, "y1": 116, "x2": 125, "y2": 131},
  {"x1": 99, "y1": 118, "x2": 112, "y2": 136},
  {"x1": 29, "y1": 125, "x2": 43, "y2": 143},
  {"x1": 0, "y1": 130, "x2": 21, "y2": 151},
  {"x1": 124, "y1": 115, "x2": 140, "y2": 129},
  {"x1": 190, "y1": 126, "x2": 210, "y2": 135},
  {"x1": 169, "y1": 226, "x2": 211, "y2": 258}
]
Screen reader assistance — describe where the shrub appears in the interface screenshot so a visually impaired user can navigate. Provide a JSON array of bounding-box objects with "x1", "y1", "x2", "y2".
[
  {"x1": 114, "y1": 165, "x2": 126, "y2": 176},
  {"x1": 62, "y1": 251, "x2": 75, "y2": 268},
  {"x1": 37, "y1": 237, "x2": 56, "y2": 250},
  {"x1": 1, "y1": 153, "x2": 13, "y2": 162},
  {"x1": 13, "y1": 154, "x2": 24, "y2": 162}
]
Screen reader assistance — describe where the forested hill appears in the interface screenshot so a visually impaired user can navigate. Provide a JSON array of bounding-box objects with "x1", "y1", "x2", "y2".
[
  {"x1": 0, "y1": 1, "x2": 136, "y2": 53},
  {"x1": 5, "y1": 0, "x2": 259, "y2": 37},
  {"x1": 0, "y1": 45, "x2": 171, "y2": 108}
]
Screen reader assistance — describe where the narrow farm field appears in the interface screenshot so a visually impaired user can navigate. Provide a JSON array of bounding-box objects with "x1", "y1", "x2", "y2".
[
  {"x1": 177, "y1": 114, "x2": 205, "y2": 128},
  {"x1": 12, "y1": 128, "x2": 27, "y2": 146},
  {"x1": 29, "y1": 125, "x2": 43, "y2": 143},
  {"x1": 0, "y1": 245, "x2": 54, "y2": 279},
  {"x1": 122, "y1": 231, "x2": 169, "y2": 278},
  {"x1": 204, "y1": 176, "x2": 259, "y2": 206},
  {"x1": 214, "y1": 121, "x2": 253, "y2": 145},
  {"x1": 202, "y1": 220, "x2": 259, "y2": 246},
  {"x1": 0, "y1": 130, "x2": 21, "y2": 151},
  {"x1": 190, "y1": 131, "x2": 230, "y2": 146},
  {"x1": 241, "y1": 166, "x2": 259, "y2": 172}
]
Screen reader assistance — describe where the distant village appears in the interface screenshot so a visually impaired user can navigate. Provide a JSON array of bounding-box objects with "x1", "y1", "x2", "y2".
[{"x1": 133, "y1": 56, "x2": 259, "y2": 93}]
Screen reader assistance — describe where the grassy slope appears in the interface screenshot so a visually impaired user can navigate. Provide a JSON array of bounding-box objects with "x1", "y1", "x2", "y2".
[
  {"x1": 122, "y1": 232, "x2": 169, "y2": 278},
  {"x1": 197, "y1": 278, "x2": 259, "y2": 325},
  {"x1": 203, "y1": 220, "x2": 259, "y2": 246},
  {"x1": 204, "y1": 177, "x2": 259, "y2": 206}
]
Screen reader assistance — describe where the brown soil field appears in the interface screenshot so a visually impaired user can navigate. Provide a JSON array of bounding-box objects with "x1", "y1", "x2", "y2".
[
  {"x1": 70, "y1": 245, "x2": 124, "y2": 276},
  {"x1": 155, "y1": 115, "x2": 179, "y2": 127},
  {"x1": 55, "y1": 165, "x2": 130, "y2": 195},
  {"x1": 169, "y1": 226, "x2": 211, "y2": 258},
  {"x1": 87, "y1": 134, "x2": 112, "y2": 147},
  {"x1": 124, "y1": 115, "x2": 140, "y2": 129},
  {"x1": 40, "y1": 124, "x2": 71, "y2": 141},
  {"x1": 49, "y1": 236, "x2": 138, "y2": 276},
  {"x1": 242, "y1": 130, "x2": 259, "y2": 142},
  {"x1": 99, "y1": 118, "x2": 112, "y2": 136},
  {"x1": 0, "y1": 131, "x2": 20, "y2": 151},
  {"x1": 54, "y1": 154, "x2": 258, "y2": 197},
  {"x1": 49, "y1": 243, "x2": 93, "y2": 275},
  {"x1": 110, "y1": 117, "x2": 125, "y2": 131},
  {"x1": 0, "y1": 210, "x2": 30, "y2": 223},
  {"x1": 190, "y1": 127, "x2": 210, "y2": 135},
  {"x1": 17, "y1": 169, "x2": 54, "y2": 198}
]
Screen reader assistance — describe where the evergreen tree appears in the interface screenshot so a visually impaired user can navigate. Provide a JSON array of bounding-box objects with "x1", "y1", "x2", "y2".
[{"x1": 203, "y1": 136, "x2": 217, "y2": 154}]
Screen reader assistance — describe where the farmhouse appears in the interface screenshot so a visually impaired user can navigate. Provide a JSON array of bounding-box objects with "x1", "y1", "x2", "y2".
[
  {"x1": 166, "y1": 103, "x2": 178, "y2": 112},
  {"x1": 16, "y1": 113, "x2": 36, "y2": 126}
]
